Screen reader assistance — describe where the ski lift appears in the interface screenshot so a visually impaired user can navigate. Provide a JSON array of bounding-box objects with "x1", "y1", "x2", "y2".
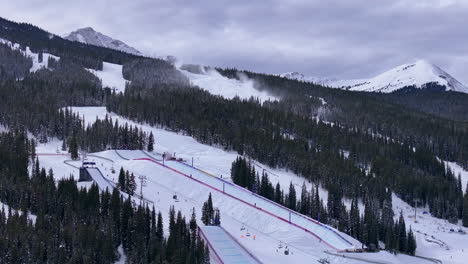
[
  {"x1": 240, "y1": 224, "x2": 246, "y2": 231},
  {"x1": 317, "y1": 258, "x2": 330, "y2": 264}
]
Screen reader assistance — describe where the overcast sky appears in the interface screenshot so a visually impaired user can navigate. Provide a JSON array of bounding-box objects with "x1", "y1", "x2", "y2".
[{"x1": 1, "y1": 0, "x2": 467, "y2": 83}]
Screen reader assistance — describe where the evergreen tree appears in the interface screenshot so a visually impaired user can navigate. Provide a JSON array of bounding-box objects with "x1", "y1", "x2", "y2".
[
  {"x1": 190, "y1": 208, "x2": 197, "y2": 239},
  {"x1": 312, "y1": 185, "x2": 321, "y2": 220},
  {"x1": 157, "y1": 211, "x2": 164, "y2": 241},
  {"x1": 274, "y1": 182, "x2": 282, "y2": 204},
  {"x1": 118, "y1": 167, "x2": 126, "y2": 191},
  {"x1": 148, "y1": 131, "x2": 154, "y2": 152},
  {"x1": 300, "y1": 182, "x2": 309, "y2": 215},
  {"x1": 288, "y1": 182, "x2": 297, "y2": 211},
  {"x1": 349, "y1": 197, "x2": 361, "y2": 240},
  {"x1": 398, "y1": 211, "x2": 407, "y2": 253},
  {"x1": 407, "y1": 227, "x2": 417, "y2": 255},
  {"x1": 126, "y1": 172, "x2": 137, "y2": 195},
  {"x1": 338, "y1": 203, "x2": 350, "y2": 233},
  {"x1": 201, "y1": 193, "x2": 214, "y2": 225},
  {"x1": 381, "y1": 192, "x2": 395, "y2": 249},
  {"x1": 69, "y1": 134, "x2": 79, "y2": 160},
  {"x1": 363, "y1": 198, "x2": 379, "y2": 249},
  {"x1": 207, "y1": 193, "x2": 214, "y2": 217},
  {"x1": 201, "y1": 201, "x2": 209, "y2": 225}
]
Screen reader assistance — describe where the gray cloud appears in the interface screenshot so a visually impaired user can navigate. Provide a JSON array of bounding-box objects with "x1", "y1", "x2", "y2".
[{"x1": 1, "y1": 0, "x2": 467, "y2": 83}]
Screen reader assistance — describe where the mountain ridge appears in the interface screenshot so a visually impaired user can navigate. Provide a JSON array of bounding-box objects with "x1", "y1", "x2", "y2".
[
  {"x1": 281, "y1": 60, "x2": 468, "y2": 94},
  {"x1": 64, "y1": 27, "x2": 142, "y2": 55}
]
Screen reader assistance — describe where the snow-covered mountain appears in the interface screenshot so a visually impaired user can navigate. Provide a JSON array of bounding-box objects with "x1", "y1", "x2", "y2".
[
  {"x1": 64, "y1": 27, "x2": 142, "y2": 55},
  {"x1": 282, "y1": 60, "x2": 468, "y2": 94},
  {"x1": 331, "y1": 60, "x2": 468, "y2": 93}
]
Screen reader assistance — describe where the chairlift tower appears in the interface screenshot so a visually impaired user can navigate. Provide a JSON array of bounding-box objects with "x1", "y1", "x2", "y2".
[{"x1": 138, "y1": 175, "x2": 147, "y2": 198}]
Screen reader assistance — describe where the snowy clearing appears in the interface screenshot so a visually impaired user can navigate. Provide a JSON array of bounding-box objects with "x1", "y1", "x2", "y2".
[
  {"x1": 444, "y1": 160, "x2": 468, "y2": 191},
  {"x1": 393, "y1": 193, "x2": 468, "y2": 264},
  {"x1": 0, "y1": 37, "x2": 60, "y2": 73},
  {"x1": 180, "y1": 68, "x2": 278, "y2": 103},
  {"x1": 86, "y1": 62, "x2": 129, "y2": 93}
]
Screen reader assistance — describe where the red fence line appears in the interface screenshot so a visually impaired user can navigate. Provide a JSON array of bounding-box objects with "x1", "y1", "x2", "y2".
[
  {"x1": 134, "y1": 157, "x2": 343, "y2": 251},
  {"x1": 176, "y1": 160, "x2": 354, "y2": 248}
]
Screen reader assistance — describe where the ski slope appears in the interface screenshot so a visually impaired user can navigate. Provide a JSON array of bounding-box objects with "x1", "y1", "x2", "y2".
[
  {"x1": 0, "y1": 37, "x2": 60, "y2": 73},
  {"x1": 76, "y1": 150, "x2": 347, "y2": 263},
  {"x1": 86, "y1": 167, "x2": 114, "y2": 191},
  {"x1": 158, "y1": 157, "x2": 354, "y2": 250},
  {"x1": 180, "y1": 68, "x2": 278, "y2": 103},
  {"x1": 199, "y1": 225, "x2": 261, "y2": 264},
  {"x1": 115, "y1": 151, "x2": 354, "y2": 251},
  {"x1": 86, "y1": 62, "x2": 129, "y2": 93},
  {"x1": 444, "y1": 160, "x2": 468, "y2": 192}
]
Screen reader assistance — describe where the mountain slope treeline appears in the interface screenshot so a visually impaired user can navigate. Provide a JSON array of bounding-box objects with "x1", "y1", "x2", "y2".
[
  {"x1": 230, "y1": 157, "x2": 417, "y2": 254},
  {"x1": 216, "y1": 68, "x2": 468, "y2": 168},
  {"x1": 0, "y1": 131, "x2": 210, "y2": 263}
]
